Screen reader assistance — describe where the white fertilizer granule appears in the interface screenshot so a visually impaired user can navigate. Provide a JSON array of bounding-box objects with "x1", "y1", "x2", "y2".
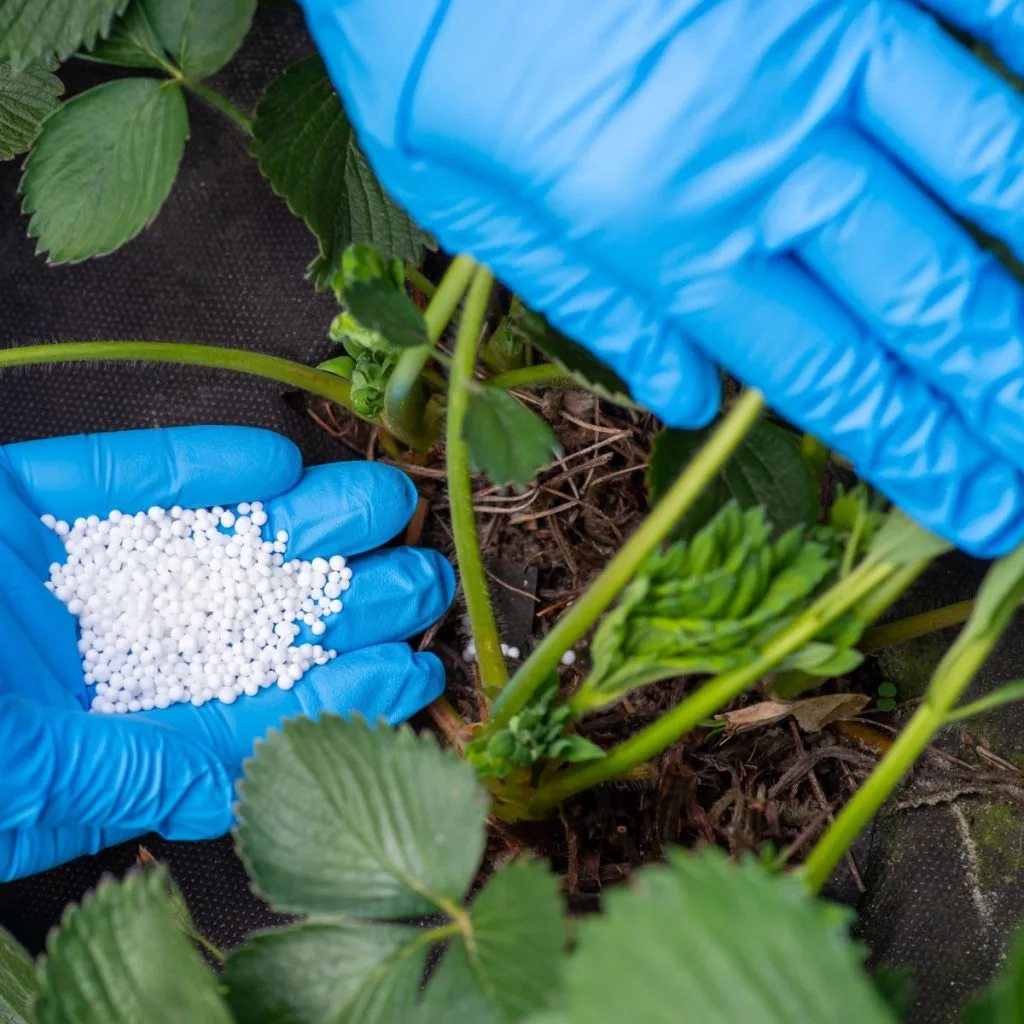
[{"x1": 41, "y1": 502, "x2": 353, "y2": 714}]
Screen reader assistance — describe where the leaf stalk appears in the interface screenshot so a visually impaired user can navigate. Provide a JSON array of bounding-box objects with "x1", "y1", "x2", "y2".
[{"x1": 446, "y1": 266, "x2": 508, "y2": 696}]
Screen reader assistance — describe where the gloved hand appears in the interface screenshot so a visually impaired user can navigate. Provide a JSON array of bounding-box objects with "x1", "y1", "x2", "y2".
[
  {"x1": 0, "y1": 425, "x2": 453, "y2": 882},
  {"x1": 302, "y1": 0, "x2": 1024, "y2": 556}
]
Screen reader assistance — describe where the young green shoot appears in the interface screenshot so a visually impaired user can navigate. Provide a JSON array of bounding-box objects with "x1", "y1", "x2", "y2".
[{"x1": 523, "y1": 552, "x2": 928, "y2": 818}]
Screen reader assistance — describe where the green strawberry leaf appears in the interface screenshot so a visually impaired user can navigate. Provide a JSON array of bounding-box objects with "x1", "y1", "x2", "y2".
[
  {"x1": 236, "y1": 715, "x2": 489, "y2": 918},
  {"x1": 0, "y1": 925, "x2": 37, "y2": 1024},
  {"x1": 86, "y1": 3, "x2": 168, "y2": 69},
  {"x1": 20, "y1": 78, "x2": 189, "y2": 262},
  {"x1": 648, "y1": 419, "x2": 818, "y2": 539},
  {"x1": 224, "y1": 921, "x2": 427, "y2": 1024},
  {"x1": 0, "y1": 0, "x2": 129, "y2": 67},
  {"x1": 418, "y1": 860, "x2": 565, "y2": 1023},
  {"x1": 226, "y1": 861, "x2": 564, "y2": 1024},
  {"x1": 500, "y1": 301, "x2": 636, "y2": 407},
  {"x1": 545, "y1": 848, "x2": 893, "y2": 1024},
  {"x1": 463, "y1": 389, "x2": 561, "y2": 488},
  {"x1": 251, "y1": 55, "x2": 425, "y2": 290},
  {"x1": 0, "y1": 60, "x2": 62, "y2": 161},
  {"x1": 35, "y1": 869, "x2": 231, "y2": 1024},
  {"x1": 140, "y1": 0, "x2": 256, "y2": 79}
]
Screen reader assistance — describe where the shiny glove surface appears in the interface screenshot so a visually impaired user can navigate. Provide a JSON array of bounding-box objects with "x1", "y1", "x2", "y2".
[
  {"x1": 0, "y1": 426, "x2": 453, "y2": 881},
  {"x1": 302, "y1": 0, "x2": 1024, "y2": 555}
]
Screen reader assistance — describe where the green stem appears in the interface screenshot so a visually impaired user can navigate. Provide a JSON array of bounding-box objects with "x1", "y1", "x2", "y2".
[
  {"x1": 406, "y1": 266, "x2": 438, "y2": 300},
  {"x1": 447, "y1": 267, "x2": 507, "y2": 696},
  {"x1": 485, "y1": 364, "x2": 571, "y2": 390},
  {"x1": 803, "y1": 705, "x2": 942, "y2": 892},
  {"x1": 487, "y1": 389, "x2": 767, "y2": 733},
  {"x1": 803, "y1": 626, "x2": 1001, "y2": 893},
  {"x1": 425, "y1": 256, "x2": 478, "y2": 342},
  {"x1": 859, "y1": 598, "x2": 980, "y2": 653},
  {"x1": 526, "y1": 558, "x2": 898, "y2": 816},
  {"x1": 0, "y1": 340, "x2": 363, "y2": 410},
  {"x1": 848, "y1": 559, "x2": 931, "y2": 629},
  {"x1": 184, "y1": 81, "x2": 253, "y2": 135},
  {"x1": 191, "y1": 930, "x2": 226, "y2": 964}
]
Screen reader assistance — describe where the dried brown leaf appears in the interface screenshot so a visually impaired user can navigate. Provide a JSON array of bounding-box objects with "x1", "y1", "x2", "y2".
[{"x1": 720, "y1": 693, "x2": 869, "y2": 736}]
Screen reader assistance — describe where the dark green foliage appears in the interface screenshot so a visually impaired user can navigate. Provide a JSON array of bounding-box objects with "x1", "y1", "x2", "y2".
[
  {"x1": 0, "y1": 0, "x2": 129, "y2": 67},
  {"x1": 463, "y1": 389, "x2": 561, "y2": 488},
  {"x1": 466, "y1": 677, "x2": 604, "y2": 778},
  {"x1": 20, "y1": 78, "x2": 189, "y2": 262},
  {"x1": 86, "y1": 2, "x2": 168, "y2": 68},
  {"x1": 35, "y1": 868, "x2": 232, "y2": 1024},
  {"x1": 251, "y1": 56, "x2": 425, "y2": 289},
  {"x1": 0, "y1": 61, "x2": 62, "y2": 161},
  {"x1": 648, "y1": 419, "x2": 819, "y2": 539},
  {"x1": 230, "y1": 715, "x2": 565, "y2": 1022},
  {"x1": 543, "y1": 848, "x2": 894, "y2": 1024},
  {"x1": 0, "y1": 926, "x2": 37, "y2": 1024},
  {"x1": 139, "y1": 0, "x2": 256, "y2": 79}
]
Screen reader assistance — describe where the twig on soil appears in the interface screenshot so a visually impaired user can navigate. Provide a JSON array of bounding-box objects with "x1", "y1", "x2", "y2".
[{"x1": 788, "y1": 723, "x2": 865, "y2": 893}]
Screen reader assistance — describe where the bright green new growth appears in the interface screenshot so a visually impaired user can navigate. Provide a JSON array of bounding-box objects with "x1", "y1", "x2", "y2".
[
  {"x1": 324, "y1": 310, "x2": 400, "y2": 420},
  {"x1": 466, "y1": 677, "x2": 604, "y2": 778},
  {"x1": 574, "y1": 502, "x2": 838, "y2": 713}
]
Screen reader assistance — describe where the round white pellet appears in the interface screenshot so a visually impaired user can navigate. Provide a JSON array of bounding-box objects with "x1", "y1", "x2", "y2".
[
  {"x1": 48, "y1": 499, "x2": 345, "y2": 713},
  {"x1": 561, "y1": 650, "x2": 577, "y2": 666}
]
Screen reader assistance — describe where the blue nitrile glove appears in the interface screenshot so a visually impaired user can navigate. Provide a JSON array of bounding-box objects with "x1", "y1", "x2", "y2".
[
  {"x1": 302, "y1": 0, "x2": 1024, "y2": 556},
  {"x1": 0, "y1": 426, "x2": 454, "y2": 881}
]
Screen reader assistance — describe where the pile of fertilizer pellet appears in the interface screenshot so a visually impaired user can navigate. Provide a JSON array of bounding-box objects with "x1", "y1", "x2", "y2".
[{"x1": 41, "y1": 502, "x2": 352, "y2": 714}]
